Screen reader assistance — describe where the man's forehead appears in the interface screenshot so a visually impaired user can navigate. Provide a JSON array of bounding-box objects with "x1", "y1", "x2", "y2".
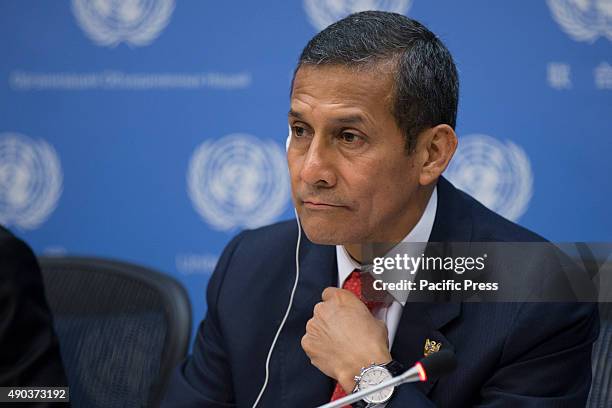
[
  {"x1": 292, "y1": 63, "x2": 393, "y2": 88},
  {"x1": 290, "y1": 65, "x2": 395, "y2": 116}
]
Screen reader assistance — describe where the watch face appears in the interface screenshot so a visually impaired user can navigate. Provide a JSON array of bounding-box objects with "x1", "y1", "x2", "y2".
[{"x1": 359, "y1": 366, "x2": 394, "y2": 404}]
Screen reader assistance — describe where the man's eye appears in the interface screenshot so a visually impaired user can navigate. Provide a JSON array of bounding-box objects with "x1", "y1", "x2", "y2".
[
  {"x1": 292, "y1": 126, "x2": 306, "y2": 137},
  {"x1": 340, "y1": 132, "x2": 359, "y2": 143}
]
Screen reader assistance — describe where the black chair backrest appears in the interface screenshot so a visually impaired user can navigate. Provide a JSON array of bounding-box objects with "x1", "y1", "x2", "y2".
[{"x1": 38, "y1": 256, "x2": 192, "y2": 408}]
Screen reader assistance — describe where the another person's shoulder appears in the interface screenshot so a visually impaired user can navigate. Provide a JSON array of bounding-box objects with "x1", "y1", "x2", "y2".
[
  {"x1": 0, "y1": 225, "x2": 40, "y2": 280},
  {"x1": 0, "y1": 223, "x2": 16, "y2": 242},
  {"x1": 0, "y1": 224, "x2": 33, "y2": 249}
]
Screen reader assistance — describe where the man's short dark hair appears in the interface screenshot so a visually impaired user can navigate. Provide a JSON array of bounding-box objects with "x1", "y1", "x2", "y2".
[{"x1": 295, "y1": 11, "x2": 459, "y2": 152}]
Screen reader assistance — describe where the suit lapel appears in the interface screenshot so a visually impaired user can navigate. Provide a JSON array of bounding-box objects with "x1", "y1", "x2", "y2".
[
  {"x1": 390, "y1": 177, "x2": 470, "y2": 398},
  {"x1": 275, "y1": 232, "x2": 338, "y2": 407},
  {"x1": 390, "y1": 302, "x2": 460, "y2": 397}
]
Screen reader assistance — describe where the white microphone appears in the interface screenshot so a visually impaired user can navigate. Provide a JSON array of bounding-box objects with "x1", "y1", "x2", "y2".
[{"x1": 316, "y1": 350, "x2": 457, "y2": 408}]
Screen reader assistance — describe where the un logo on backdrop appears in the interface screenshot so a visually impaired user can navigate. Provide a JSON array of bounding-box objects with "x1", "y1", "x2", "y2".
[
  {"x1": 0, "y1": 133, "x2": 63, "y2": 230},
  {"x1": 547, "y1": 0, "x2": 612, "y2": 42},
  {"x1": 303, "y1": 0, "x2": 413, "y2": 30},
  {"x1": 187, "y1": 133, "x2": 290, "y2": 231},
  {"x1": 71, "y1": 0, "x2": 175, "y2": 47},
  {"x1": 445, "y1": 134, "x2": 533, "y2": 222}
]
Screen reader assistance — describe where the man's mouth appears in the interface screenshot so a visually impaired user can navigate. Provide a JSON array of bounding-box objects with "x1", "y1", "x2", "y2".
[{"x1": 301, "y1": 200, "x2": 346, "y2": 210}]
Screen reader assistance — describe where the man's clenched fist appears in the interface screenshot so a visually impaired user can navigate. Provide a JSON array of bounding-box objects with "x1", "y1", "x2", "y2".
[{"x1": 301, "y1": 287, "x2": 392, "y2": 393}]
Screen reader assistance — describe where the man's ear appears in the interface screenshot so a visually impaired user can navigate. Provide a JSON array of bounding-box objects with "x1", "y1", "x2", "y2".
[{"x1": 419, "y1": 124, "x2": 458, "y2": 186}]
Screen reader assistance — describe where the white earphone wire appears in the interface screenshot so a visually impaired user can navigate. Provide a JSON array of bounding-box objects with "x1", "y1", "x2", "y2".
[{"x1": 251, "y1": 210, "x2": 301, "y2": 408}]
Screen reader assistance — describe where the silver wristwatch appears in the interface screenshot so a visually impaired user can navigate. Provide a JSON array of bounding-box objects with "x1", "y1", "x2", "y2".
[{"x1": 352, "y1": 360, "x2": 403, "y2": 406}]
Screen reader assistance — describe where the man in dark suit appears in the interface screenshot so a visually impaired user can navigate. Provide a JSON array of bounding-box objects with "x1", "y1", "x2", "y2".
[
  {"x1": 163, "y1": 11, "x2": 598, "y2": 407},
  {"x1": 0, "y1": 225, "x2": 69, "y2": 401}
]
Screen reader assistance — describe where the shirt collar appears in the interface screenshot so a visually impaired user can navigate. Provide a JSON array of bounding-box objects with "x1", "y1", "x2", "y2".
[{"x1": 336, "y1": 186, "x2": 438, "y2": 287}]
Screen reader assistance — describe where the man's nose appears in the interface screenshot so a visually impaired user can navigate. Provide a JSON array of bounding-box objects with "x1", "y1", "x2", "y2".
[{"x1": 299, "y1": 135, "x2": 337, "y2": 188}]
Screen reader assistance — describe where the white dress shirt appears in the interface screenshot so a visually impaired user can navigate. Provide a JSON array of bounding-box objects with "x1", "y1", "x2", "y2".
[{"x1": 335, "y1": 187, "x2": 438, "y2": 348}]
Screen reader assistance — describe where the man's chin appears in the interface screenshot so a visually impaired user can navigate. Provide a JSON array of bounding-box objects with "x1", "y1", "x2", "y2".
[
  {"x1": 300, "y1": 223, "x2": 359, "y2": 246},
  {"x1": 303, "y1": 232, "x2": 340, "y2": 246}
]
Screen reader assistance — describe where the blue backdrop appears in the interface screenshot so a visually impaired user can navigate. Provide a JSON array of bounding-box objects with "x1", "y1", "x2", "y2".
[{"x1": 1, "y1": 0, "x2": 610, "y2": 339}]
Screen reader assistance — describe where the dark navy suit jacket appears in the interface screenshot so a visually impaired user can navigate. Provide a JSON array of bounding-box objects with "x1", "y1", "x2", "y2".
[{"x1": 163, "y1": 177, "x2": 598, "y2": 407}]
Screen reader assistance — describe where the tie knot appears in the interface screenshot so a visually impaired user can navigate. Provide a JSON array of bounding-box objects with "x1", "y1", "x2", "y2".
[{"x1": 342, "y1": 269, "x2": 388, "y2": 311}]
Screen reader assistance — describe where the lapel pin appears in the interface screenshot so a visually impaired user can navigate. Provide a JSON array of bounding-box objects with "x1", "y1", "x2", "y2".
[{"x1": 424, "y1": 338, "x2": 442, "y2": 357}]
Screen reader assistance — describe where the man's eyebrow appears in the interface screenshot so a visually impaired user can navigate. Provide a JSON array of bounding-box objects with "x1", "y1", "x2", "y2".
[
  {"x1": 331, "y1": 115, "x2": 366, "y2": 125},
  {"x1": 288, "y1": 110, "x2": 367, "y2": 125},
  {"x1": 288, "y1": 109, "x2": 303, "y2": 119}
]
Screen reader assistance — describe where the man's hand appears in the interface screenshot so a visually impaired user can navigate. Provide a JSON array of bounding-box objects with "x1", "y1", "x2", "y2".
[{"x1": 301, "y1": 287, "x2": 392, "y2": 393}]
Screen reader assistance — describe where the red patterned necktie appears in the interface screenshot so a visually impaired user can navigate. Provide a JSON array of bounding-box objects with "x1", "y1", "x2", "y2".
[{"x1": 329, "y1": 269, "x2": 385, "y2": 407}]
